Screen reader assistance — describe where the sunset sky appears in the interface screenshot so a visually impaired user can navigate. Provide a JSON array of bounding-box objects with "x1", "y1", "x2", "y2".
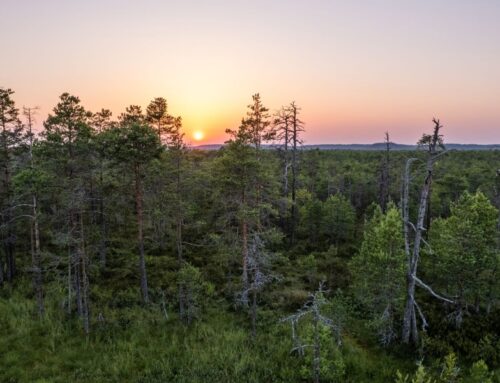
[{"x1": 1, "y1": 0, "x2": 500, "y2": 144}]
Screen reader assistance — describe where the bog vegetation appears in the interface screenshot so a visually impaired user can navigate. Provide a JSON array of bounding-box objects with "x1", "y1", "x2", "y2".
[{"x1": 0, "y1": 88, "x2": 499, "y2": 382}]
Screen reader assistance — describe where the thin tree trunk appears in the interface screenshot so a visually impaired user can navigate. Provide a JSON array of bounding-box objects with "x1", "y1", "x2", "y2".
[
  {"x1": 75, "y1": 237, "x2": 83, "y2": 317},
  {"x1": 251, "y1": 288, "x2": 257, "y2": 338},
  {"x1": 175, "y1": 151, "x2": 186, "y2": 320},
  {"x1": 0, "y1": 250, "x2": 3, "y2": 285},
  {"x1": 402, "y1": 120, "x2": 442, "y2": 344},
  {"x1": 135, "y1": 164, "x2": 149, "y2": 304},
  {"x1": 98, "y1": 165, "x2": 107, "y2": 268},
  {"x1": 313, "y1": 309, "x2": 321, "y2": 383},
  {"x1": 79, "y1": 212, "x2": 90, "y2": 334},
  {"x1": 242, "y1": 218, "x2": 249, "y2": 289},
  {"x1": 1, "y1": 122, "x2": 16, "y2": 283},
  {"x1": 379, "y1": 132, "x2": 390, "y2": 212},
  {"x1": 67, "y1": 243, "x2": 72, "y2": 315},
  {"x1": 290, "y1": 130, "x2": 297, "y2": 244},
  {"x1": 402, "y1": 160, "x2": 433, "y2": 343},
  {"x1": 31, "y1": 194, "x2": 44, "y2": 317}
]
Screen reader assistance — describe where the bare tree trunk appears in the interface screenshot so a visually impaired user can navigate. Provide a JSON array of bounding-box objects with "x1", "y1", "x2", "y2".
[
  {"x1": 1, "y1": 121, "x2": 16, "y2": 283},
  {"x1": 290, "y1": 125, "x2": 298, "y2": 244},
  {"x1": 24, "y1": 107, "x2": 44, "y2": 316},
  {"x1": 79, "y1": 212, "x2": 90, "y2": 334},
  {"x1": 31, "y1": 194, "x2": 44, "y2": 317},
  {"x1": 75, "y1": 242, "x2": 83, "y2": 318},
  {"x1": 135, "y1": 164, "x2": 149, "y2": 304},
  {"x1": 67, "y1": 244, "x2": 72, "y2": 315},
  {"x1": 379, "y1": 132, "x2": 391, "y2": 212},
  {"x1": 289, "y1": 103, "x2": 303, "y2": 245},
  {"x1": 242, "y1": 218, "x2": 249, "y2": 289},
  {"x1": 177, "y1": 215, "x2": 186, "y2": 321},
  {"x1": 402, "y1": 158, "x2": 434, "y2": 343},
  {"x1": 0, "y1": 250, "x2": 3, "y2": 285},
  {"x1": 425, "y1": 179, "x2": 433, "y2": 233},
  {"x1": 251, "y1": 288, "x2": 257, "y2": 339},
  {"x1": 98, "y1": 165, "x2": 107, "y2": 268},
  {"x1": 402, "y1": 119, "x2": 444, "y2": 344},
  {"x1": 5, "y1": 228, "x2": 15, "y2": 282},
  {"x1": 175, "y1": 151, "x2": 186, "y2": 320},
  {"x1": 313, "y1": 308, "x2": 321, "y2": 383}
]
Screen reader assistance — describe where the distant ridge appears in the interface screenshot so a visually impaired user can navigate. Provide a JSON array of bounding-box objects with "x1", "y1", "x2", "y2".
[{"x1": 193, "y1": 143, "x2": 500, "y2": 151}]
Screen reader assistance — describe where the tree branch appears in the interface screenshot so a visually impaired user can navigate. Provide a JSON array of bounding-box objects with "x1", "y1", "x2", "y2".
[{"x1": 414, "y1": 275, "x2": 455, "y2": 304}]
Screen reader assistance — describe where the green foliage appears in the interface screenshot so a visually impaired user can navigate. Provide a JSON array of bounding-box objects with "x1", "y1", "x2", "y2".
[
  {"x1": 177, "y1": 262, "x2": 213, "y2": 324},
  {"x1": 467, "y1": 360, "x2": 493, "y2": 383},
  {"x1": 439, "y1": 352, "x2": 461, "y2": 382},
  {"x1": 322, "y1": 193, "x2": 356, "y2": 245},
  {"x1": 102, "y1": 122, "x2": 162, "y2": 167},
  {"x1": 298, "y1": 324, "x2": 346, "y2": 381},
  {"x1": 396, "y1": 363, "x2": 435, "y2": 383},
  {"x1": 350, "y1": 203, "x2": 406, "y2": 345},
  {"x1": 427, "y1": 191, "x2": 499, "y2": 312},
  {"x1": 3, "y1": 89, "x2": 500, "y2": 381}
]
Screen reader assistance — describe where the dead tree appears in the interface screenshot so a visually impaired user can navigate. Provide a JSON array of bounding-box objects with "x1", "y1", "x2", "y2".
[
  {"x1": 273, "y1": 106, "x2": 293, "y2": 234},
  {"x1": 271, "y1": 102, "x2": 304, "y2": 242},
  {"x1": 274, "y1": 106, "x2": 292, "y2": 198},
  {"x1": 289, "y1": 102, "x2": 305, "y2": 243},
  {"x1": 378, "y1": 132, "x2": 391, "y2": 212},
  {"x1": 282, "y1": 282, "x2": 341, "y2": 383},
  {"x1": 401, "y1": 118, "x2": 453, "y2": 344},
  {"x1": 238, "y1": 233, "x2": 277, "y2": 338}
]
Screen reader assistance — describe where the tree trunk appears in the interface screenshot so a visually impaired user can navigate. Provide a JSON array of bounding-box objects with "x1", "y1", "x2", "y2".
[
  {"x1": 290, "y1": 129, "x2": 298, "y2": 244},
  {"x1": 31, "y1": 194, "x2": 44, "y2": 317},
  {"x1": 313, "y1": 309, "x2": 321, "y2": 383},
  {"x1": 242, "y1": 218, "x2": 249, "y2": 289},
  {"x1": 67, "y1": 244, "x2": 72, "y2": 315},
  {"x1": 251, "y1": 288, "x2": 257, "y2": 338},
  {"x1": 175, "y1": 152, "x2": 186, "y2": 320},
  {"x1": 0, "y1": 251, "x2": 3, "y2": 285},
  {"x1": 79, "y1": 212, "x2": 90, "y2": 334},
  {"x1": 135, "y1": 165, "x2": 149, "y2": 304},
  {"x1": 402, "y1": 160, "x2": 434, "y2": 343},
  {"x1": 1, "y1": 123, "x2": 16, "y2": 283},
  {"x1": 98, "y1": 165, "x2": 107, "y2": 268},
  {"x1": 402, "y1": 121, "x2": 442, "y2": 344},
  {"x1": 379, "y1": 132, "x2": 390, "y2": 212}
]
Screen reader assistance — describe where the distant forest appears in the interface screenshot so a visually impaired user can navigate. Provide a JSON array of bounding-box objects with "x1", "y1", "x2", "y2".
[
  {"x1": 196, "y1": 143, "x2": 500, "y2": 151},
  {"x1": 0, "y1": 88, "x2": 499, "y2": 382}
]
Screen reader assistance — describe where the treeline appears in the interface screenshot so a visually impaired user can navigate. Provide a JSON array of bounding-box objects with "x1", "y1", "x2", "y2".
[{"x1": 0, "y1": 87, "x2": 499, "y2": 382}]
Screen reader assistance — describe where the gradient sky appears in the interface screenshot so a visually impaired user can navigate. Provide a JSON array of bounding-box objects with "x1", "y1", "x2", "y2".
[{"x1": 1, "y1": 0, "x2": 500, "y2": 144}]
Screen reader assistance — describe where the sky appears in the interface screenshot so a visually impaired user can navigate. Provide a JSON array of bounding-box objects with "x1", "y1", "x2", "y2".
[{"x1": 1, "y1": 0, "x2": 500, "y2": 144}]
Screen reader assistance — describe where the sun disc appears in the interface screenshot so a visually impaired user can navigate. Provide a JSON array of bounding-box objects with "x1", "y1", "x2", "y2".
[{"x1": 193, "y1": 131, "x2": 204, "y2": 141}]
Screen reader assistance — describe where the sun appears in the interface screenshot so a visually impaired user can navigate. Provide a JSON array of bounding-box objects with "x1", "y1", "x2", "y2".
[{"x1": 193, "y1": 130, "x2": 204, "y2": 141}]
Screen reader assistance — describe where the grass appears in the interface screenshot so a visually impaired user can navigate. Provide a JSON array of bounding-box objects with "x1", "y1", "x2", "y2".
[{"x1": 0, "y1": 285, "x2": 437, "y2": 383}]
